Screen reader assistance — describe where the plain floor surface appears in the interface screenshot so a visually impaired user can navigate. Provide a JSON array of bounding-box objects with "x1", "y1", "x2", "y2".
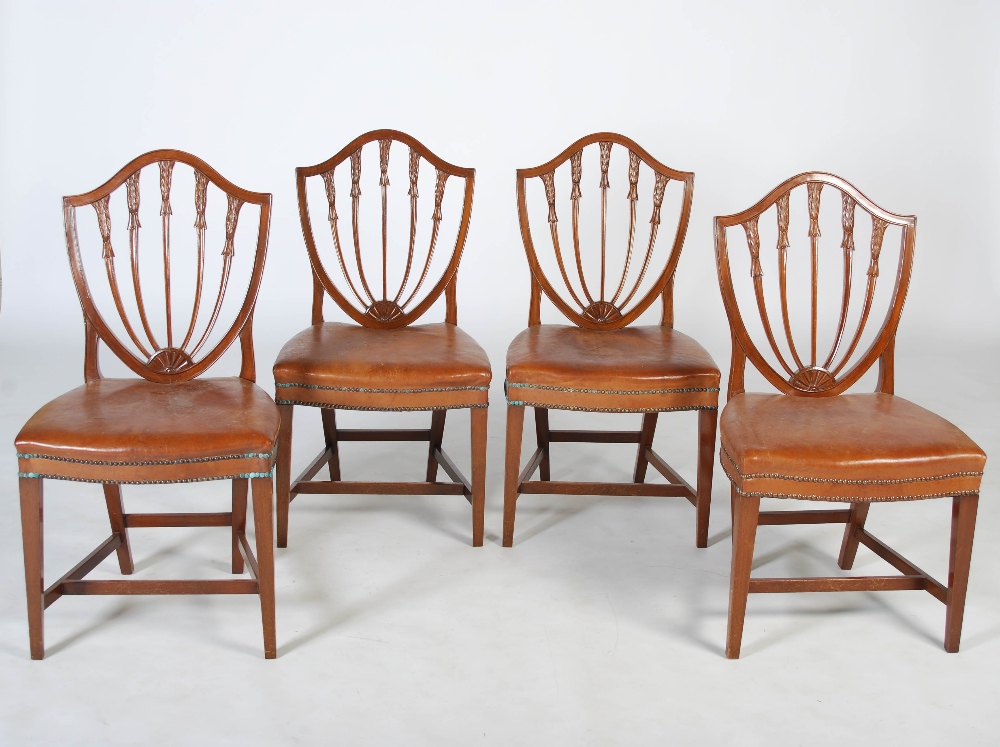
[{"x1": 0, "y1": 336, "x2": 997, "y2": 745}]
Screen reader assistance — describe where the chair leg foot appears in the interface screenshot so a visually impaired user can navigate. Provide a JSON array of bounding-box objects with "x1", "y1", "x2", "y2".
[
  {"x1": 20, "y1": 477, "x2": 44, "y2": 660},
  {"x1": 276, "y1": 404, "x2": 293, "y2": 549},
  {"x1": 502, "y1": 405, "x2": 525, "y2": 548},
  {"x1": 103, "y1": 483, "x2": 134, "y2": 574},
  {"x1": 695, "y1": 409, "x2": 717, "y2": 549},
  {"x1": 471, "y1": 408, "x2": 487, "y2": 547},
  {"x1": 945, "y1": 493, "x2": 978, "y2": 653},
  {"x1": 252, "y1": 476, "x2": 277, "y2": 659},
  {"x1": 837, "y1": 502, "x2": 870, "y2": 570},
  {"x1": 232, "y1": 478, "x2": 249, "y2": 574},
  {"x1": 726, "y1": 487, "x2": 759, "y2": 659}
]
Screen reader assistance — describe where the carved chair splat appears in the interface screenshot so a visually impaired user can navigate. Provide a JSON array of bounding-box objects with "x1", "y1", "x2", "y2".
[
  {"x1": 715, "y1": 172, "x2": 986, "y2": 658},
  {"x1": 503, "y1": 133, "x2": 720, "y2": 548},
  {"x1": 274, "y1": 130, "x2": 490, "y2": 547},
  {"x1": 16, "y1": 149, "x2": 279, "y2": 659}
]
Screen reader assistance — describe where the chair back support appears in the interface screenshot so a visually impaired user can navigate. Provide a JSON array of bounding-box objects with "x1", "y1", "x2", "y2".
[
  {"x1": 63, "y1": 149, "x2": 271, "y2": 384},
  {"x1": 517, "y1": 133, "x2": 694, "y2": 330},
  {"x1": 715, "y1": 173, "x2": 916, "y2": 399},
  {"x1": 297, "y1": 129, "x2": 475, "y2": 329}
]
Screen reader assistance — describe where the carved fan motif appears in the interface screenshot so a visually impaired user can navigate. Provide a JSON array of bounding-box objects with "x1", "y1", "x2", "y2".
[
  {"x1": 581, "y1": 301, "x2": 623, "y2": 324},
  {"x1": 147, "y1": 347, "x2": 195, "y2": 374},
  {"x1": 788, "y1": 366, "x2": 836, "y2": 393},
  {"x1": 365, "y1": 300, "x2": 404, "y2": 323}
]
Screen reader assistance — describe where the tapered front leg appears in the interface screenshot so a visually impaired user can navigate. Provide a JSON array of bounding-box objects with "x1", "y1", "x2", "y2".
[
  {"x1": 251, "y1": 476, "x2": 277, "y2": 659},
  {"x1": 321, "y1": 408, "x2": 342, "y2": 482},
  {"x1": 837, "y1": 502, "x2": 871, "y2": 570},
  {"x1": 470, "y1": 407, "x2": 488, "y2": 547},
  {"x1": 632, "y1": 412, "x2": 658, "y2": 483},
  {"x1": 726, "y1": 486, "x2": 759, "y2": 659},
  {"x1": 695, "y1": 409, "x2": 717, "y2": 549},
  {"x1": 103, "y1": 483, "x2": 134, "y2": 574},
  {"x1": 276, "y1": 404, "x2": 293, "y2": 549},
  {"x1": 945, "y1": 493, "x2": 978, "y2": 653},
  {"x1": 502, "y1": 405, "x2": 525, "y2": 548},
  {"x1": 20, "y1": 477, "x2": 44, "y2": 660},
  {"x1": 232, "y1": 478, "x2": 249, "y2": 574},
  {"x1": 534, "y1": 407, "x2": 551, "y2": 481},
  {"x1": 426, "y1": 410, "x2": 447, "y2": 482}
]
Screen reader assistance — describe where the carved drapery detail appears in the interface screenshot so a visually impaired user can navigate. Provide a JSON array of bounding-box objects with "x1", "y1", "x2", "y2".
[
  {"x1": 378, "y1": 138, "x2": 391, "y2": 187},
  {"x1": 570, "y1": 150, "x2": 583, "y2": 201},
  {"x1": 776, "y1": 193, "x2": 790, "y2": 254},
  {"x1": 350, "y1": 149, "x2": 362, "y2": 198},
  {"x1": 841, "y1": 194, "x2": 856, "y2": 254},
  {"x1": 807, "y1": 182, "x2": 823, "y2": 238},
  {"x1": 159, "y1": 161, "x2": 174, "y2": 216},
  {"x1": 743, "y1": 216, "x2": 762, "y2": 278},
  {"x1": 408, "y1": 147, "x2": 420, "y2": 198},
  {"x1": 650, "y1": 173, "x2": 669, "y2": 226},
  {"x1": 431, "y1": 169, "x2": 448, "y2": 222},
  {"x1": 868, "y1": 217, "x2": 888, "y2": 278},
  {"x1": 222, "y1": 194, "x2": 244, "y2": 257},
  {"x1": 126, "y1": 173, "x2": 141, "y2": 231},
  {"x1": 193, "y1": 170, "x2": 209, "y2": 230},
  {"x1": 598, "y1": 142, "x2": 612, "y2": 189},
  {"x1": 541, "y1": 170, "x2": 558, "y2": 224},
  {"x1": 321, "y1": 170, "x2": 338, "y2": 222},
  {"x1": 626, "y1": 151, "x2": 640, "y2": 202},
  {"x1": 94, "y1": 196, "x2": 114, "y2": 259}
]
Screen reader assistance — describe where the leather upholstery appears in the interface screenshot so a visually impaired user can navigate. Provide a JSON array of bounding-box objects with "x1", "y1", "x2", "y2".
[
  {"x1": 505, "y1": 325, "x2": 720, "y2": 412},
  {"x1": 273, "y1": 322, "x2": 492, "y2": 410},
  {"x1": 720, "y1": 393, "x2": 986, "y2": 501},
  {"x1": 15, "y1": 378, "x2": 279, "y2": 484}
]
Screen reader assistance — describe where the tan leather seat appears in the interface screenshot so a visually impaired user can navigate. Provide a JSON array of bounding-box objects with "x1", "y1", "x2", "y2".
[
  {"x1": 720, "y1": 393, "x2": 985, "y2": 502},
  {"x1": 274, "y1": 322, "x2": 492, "y2": 410},
  {"x1": 16, "y1": 378, "x2": 279, "y2": 484},
  {"x1": 506, "y1": 325, "x2": 720, "y2": 412}
]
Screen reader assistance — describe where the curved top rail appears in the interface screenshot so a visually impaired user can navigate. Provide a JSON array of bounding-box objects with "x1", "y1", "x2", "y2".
[
  {"x1": 64, "y1": 149, "x2": 270, "y2": 208},
  {"x1": 516, "y1": 132, "x2": 694, "y2": 330},
  {"x1": 517, "y1": 131, "x2": 693, "y2": 182},
  {"x1": 297, "y1": 129, "x2": 475, "y2": 180},
  {"x1": 715, "y1": 171, "x2": 915, "y2": 398}
]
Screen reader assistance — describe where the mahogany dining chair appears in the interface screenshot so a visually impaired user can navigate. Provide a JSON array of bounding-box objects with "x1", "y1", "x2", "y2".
[
  {"x1": 273, "y1": 130, "x2": 490, "y2": 547},
  {"x1": 502, "y1": 133, "x2": 720, "y2": 547},
  {"x1": 715, "y1": 173, "x2": 986, "y2": 658},
  {"x1": 16, "y1": 150, "x2": 279, "y2": 658}
]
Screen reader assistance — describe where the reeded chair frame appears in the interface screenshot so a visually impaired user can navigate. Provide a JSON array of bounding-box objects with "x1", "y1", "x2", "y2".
[
  {"x1": 276, "y1": 130, "x2": 487, "y2": 546},
  {"x1": 716, "y1": 172, "x2": 980, "y2": 658},
  {"x1": 18, "y1": 150, "x2": 277, "y2": 658},
  {"x1": 503, "y1": 132, "x2": 720, "y2": 547}
]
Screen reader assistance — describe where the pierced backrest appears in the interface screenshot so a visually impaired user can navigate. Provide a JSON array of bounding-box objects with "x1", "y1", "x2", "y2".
[
  {"x1": 63, "y1": 149, "x2": 271, "y2": 384},
  {"x1": 297, "y1": 129, "x2": 475, "y2": 329},
  {"x1": 517, "y1": 132, "x2": 694, "y2": 330},
  {"x1": 715, "y1": 172, "x2": 916, "y2": 399}
]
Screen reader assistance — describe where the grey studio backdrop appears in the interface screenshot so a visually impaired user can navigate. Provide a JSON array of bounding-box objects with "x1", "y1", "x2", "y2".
[{"x1": 0, "y1": 1, "x2": 998, "y2": 745}]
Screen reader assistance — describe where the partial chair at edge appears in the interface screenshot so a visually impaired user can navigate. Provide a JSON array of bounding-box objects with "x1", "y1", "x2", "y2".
[
  {"x1": 16, "y1": 150, "x2": 279, "y2": 659},
  {"x1": 273, "y1": 130, "x2": 490, "y2": 547},
  {"x1": 715, "y1": 172, "x2": 986, "y2": 658},
  {"x1": 502, "y1": 133, "x2": 720, "y2": 548}
]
